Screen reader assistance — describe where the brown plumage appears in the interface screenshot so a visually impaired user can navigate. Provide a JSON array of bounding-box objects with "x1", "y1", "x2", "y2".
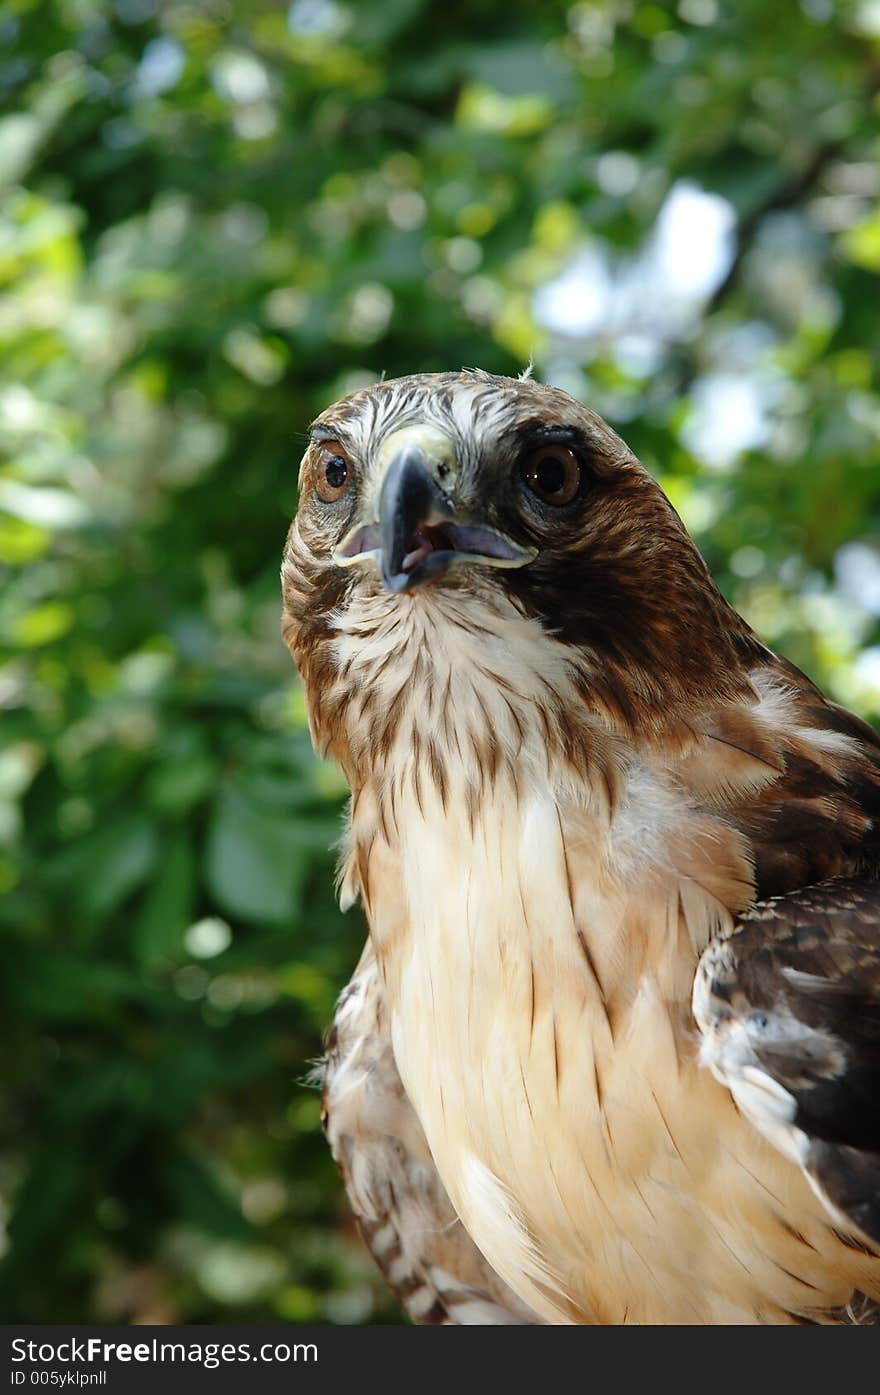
[{"x1": 282, "y1": 369, "x2": 880, "y2": 1324}]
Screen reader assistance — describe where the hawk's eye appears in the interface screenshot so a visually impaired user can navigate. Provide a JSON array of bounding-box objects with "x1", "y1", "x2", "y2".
[
  {"x1": 521, "y1": 444, "x2": 581, "y2": 506},
  {"x1": 315, "y1": 442, "x2": 352, "y2": 503}
]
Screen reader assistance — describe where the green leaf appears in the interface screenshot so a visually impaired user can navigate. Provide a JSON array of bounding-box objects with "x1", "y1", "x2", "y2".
[
  {"x1": 4, "y1": 1146, "x2": 88, "y2": 1263},
  {"x1": 135, "y1": 834, "x2": 196, "y2": 966},
  {"x1": 77, "y1": 814, "x2": 160, "y2": 923},
  {"x1": 163, "y1": 1152, "x2": 251, "y2": 1241},
  {"x1": 10, "y1": 947, "x2": 149, "y2": 1024},
  {"x1": 842, "y1": 212, "x2": 880, "y2": 272},
  {"x1": 148, "y1": 754, "x2": 217, "y2": 816},
  {"x1": 205, "y1": 789, "x2": 306, "y2": 927}
]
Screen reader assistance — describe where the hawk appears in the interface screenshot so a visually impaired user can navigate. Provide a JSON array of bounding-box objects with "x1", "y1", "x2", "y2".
[{"x1": 282, "y1": 369, "x2": 880, "y2": 1325}]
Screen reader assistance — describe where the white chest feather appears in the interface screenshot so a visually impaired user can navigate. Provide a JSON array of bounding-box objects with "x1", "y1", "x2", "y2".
[{"x1": 373, "y1": 784, "x2": 860, "y2": 1323}]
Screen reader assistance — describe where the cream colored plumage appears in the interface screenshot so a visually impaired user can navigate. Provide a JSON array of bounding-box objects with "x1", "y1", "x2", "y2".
[{"x1": 283, "y1": 370, "x2": 880, "y2": 1324}]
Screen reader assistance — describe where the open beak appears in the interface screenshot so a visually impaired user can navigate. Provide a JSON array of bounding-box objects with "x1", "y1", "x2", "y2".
[{"x1": 333, "y1": 435, "x2": 536, "y2": 594}]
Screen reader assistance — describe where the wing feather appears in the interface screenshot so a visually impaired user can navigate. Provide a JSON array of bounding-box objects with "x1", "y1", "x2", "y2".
[{"x1": 694, "y1": 877, "x2": 880, "y2": 1249}]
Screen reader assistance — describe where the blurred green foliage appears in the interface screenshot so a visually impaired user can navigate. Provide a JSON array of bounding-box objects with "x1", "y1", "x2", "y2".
[{"x1": 1, "y1": 0, "x2": 879, "y2": 1324}]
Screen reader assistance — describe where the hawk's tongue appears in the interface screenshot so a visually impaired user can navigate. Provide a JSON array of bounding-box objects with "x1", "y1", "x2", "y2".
[{"x1": 402, "y1": 525, "x2": 440, "y2": 573}]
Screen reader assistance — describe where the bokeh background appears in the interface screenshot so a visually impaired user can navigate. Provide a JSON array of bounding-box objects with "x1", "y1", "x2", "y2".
[{"x1": 2, "y1": 0, "x2": 880, "y2": 1325}]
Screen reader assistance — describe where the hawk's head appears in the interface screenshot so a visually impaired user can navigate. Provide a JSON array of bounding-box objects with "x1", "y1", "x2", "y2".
[{"x1": 283, "y1": 370, "x2": 758, "y2": 771}]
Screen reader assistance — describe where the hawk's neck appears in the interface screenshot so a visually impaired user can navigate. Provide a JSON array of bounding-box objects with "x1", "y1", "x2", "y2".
[{"x1": 325, "y1": 588, "x2": 765, "y2": 1007}]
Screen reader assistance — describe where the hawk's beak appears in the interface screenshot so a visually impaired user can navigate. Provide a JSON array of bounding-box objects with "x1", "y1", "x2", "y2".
[
  {"x1": 377, "y1": 445, "x2": 456, "y2": 592},
  {"x1": 333, "y1": 429, "x2": 536, "y2": 594}
]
